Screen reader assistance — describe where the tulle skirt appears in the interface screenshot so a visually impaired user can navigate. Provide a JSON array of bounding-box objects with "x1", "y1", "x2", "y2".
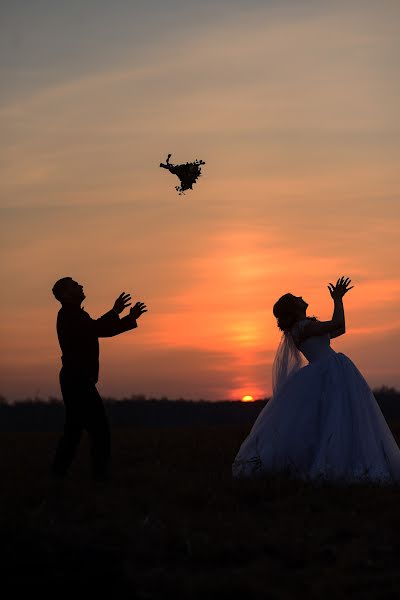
[{"x1": 232, "y1": 352, "x2": 400, "y2": 483}]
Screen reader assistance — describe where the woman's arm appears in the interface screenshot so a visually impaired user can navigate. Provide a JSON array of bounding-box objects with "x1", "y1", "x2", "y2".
[
  {"x1": 329, "y1": 325, "x2": 346, "y2": 339},
  {"x1": 302, "y1": 277, "x2": 353, "y2": 339}
]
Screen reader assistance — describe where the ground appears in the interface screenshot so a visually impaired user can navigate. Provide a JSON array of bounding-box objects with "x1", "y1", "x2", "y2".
[{"x1": 2, "y1": 424, "x2": 400, "y2": 598}]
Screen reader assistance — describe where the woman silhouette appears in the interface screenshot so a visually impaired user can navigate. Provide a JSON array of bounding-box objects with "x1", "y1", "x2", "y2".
[{"x1": 232, "y1": 277, "x2": 400, "y2": 483}]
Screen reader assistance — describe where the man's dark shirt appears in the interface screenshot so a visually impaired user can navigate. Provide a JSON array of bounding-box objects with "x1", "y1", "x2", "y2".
[{"x1": 57, "y1": 304, "x2": 137, "y2": 383}]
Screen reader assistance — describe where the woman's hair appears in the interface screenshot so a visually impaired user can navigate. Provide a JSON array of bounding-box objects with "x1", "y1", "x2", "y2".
[
  {"x1": 273, "y1": 293, "x2": 298, "y2": 332},
  {"x1": 273, "y1": 293, "x2": 317, "y2": 334}
]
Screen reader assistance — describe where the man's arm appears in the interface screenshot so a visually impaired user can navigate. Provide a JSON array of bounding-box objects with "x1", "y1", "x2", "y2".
[
  {"x1": 93, "y1": 310, "x2": 137, "y2": 337},
  {"x1": 93, "y1": 293, "x2": 146, "y2": 337}
]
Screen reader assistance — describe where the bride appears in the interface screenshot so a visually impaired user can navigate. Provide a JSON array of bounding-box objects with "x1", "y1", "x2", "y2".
[{"x1": 232, "y1": 277, "x2": 400, "y2": 483}]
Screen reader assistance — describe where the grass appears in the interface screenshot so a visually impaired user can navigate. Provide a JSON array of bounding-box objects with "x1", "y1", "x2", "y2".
[{"x1": 2, "y1": 423, "x2": 400, "y2": 598}]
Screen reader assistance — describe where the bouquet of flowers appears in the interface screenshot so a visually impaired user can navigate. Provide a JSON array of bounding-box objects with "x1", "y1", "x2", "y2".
[{"x1": 160, "y1": 154, "x2": 206, "y2": 195}]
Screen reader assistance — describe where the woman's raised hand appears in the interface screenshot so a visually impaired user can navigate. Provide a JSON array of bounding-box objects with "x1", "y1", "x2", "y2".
[{"x1": 328, "y1": 277, "x2": 354, "y2": 300}]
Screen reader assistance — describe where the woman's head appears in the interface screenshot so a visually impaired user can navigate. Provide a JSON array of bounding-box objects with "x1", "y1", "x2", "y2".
[{"x1": 273, "y1": 293, "x2": 308, "y2": 332}]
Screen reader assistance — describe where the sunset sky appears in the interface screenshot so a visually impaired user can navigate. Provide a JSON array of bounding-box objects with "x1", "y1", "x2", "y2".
[{"x1": 1, "y1": 0, "x2": 399, "y2": 401}]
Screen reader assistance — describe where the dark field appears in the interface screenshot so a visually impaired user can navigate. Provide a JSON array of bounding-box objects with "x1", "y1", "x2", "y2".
[{"x1": 2, "y1": 420, "x2": 400, "y2": 598}]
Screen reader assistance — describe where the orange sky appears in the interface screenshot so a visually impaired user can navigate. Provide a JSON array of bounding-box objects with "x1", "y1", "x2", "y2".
[{"x1": 0, "y1": 1, "x2": 399, "y2": 400}]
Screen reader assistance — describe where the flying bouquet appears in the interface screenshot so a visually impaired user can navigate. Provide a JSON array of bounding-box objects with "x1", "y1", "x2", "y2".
[{"x1": 160, "y1": 154, "x2": 206, "y2": 195}]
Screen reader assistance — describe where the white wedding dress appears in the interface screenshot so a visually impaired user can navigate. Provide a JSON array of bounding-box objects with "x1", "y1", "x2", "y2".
[{"x1": 232, "y1": 320, "x2": 400, "y2": 483}]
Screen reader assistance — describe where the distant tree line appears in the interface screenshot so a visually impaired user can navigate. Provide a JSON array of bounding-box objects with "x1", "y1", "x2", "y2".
[{"x1": 0, "y1": 387, "x2": 398, "y2": 432}]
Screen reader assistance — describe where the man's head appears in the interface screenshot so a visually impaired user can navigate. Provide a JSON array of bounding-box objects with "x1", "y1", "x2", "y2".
[{"x1": 52, "y1": 277, "x2": 85, "y2": 305}]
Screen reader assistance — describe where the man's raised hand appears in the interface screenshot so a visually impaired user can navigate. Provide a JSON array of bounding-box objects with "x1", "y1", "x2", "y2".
[
  {"x1": 112, "y1": 292, "x2": 132, "y2": 314},
  {"x1": 130, "y1": 302, "x2": 147, "y2": 320}
]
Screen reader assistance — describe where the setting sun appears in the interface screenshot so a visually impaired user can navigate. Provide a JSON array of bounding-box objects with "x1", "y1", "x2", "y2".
[{"x1": 241, "y1": 395, "x2": 254, "y2": 402}]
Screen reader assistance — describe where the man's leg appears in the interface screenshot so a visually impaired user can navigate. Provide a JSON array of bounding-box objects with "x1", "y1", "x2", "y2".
[
  {"x1": 84, "y1": 383, "x2": 111, "y2": 480},
  {"x1": 51, "y1": 374, "x2": 84, "y2": 478}
]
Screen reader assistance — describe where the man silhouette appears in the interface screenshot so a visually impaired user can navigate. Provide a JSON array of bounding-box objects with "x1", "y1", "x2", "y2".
[{"x1": 51, "y1": 277, "x2": 147, "y2": 481}]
